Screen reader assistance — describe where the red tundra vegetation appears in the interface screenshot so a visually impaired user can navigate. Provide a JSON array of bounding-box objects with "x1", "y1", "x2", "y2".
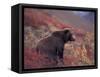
[{"x1": 24, "y1": 8, "x2": 95, "y2": 69}]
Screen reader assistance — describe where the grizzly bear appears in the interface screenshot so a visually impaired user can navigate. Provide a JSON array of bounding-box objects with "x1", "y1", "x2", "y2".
[{"x1": 36, "y1": 30, "x2": 75, "y2": 67}]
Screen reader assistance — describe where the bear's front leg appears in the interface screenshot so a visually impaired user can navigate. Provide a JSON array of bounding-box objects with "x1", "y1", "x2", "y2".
[{"x1": 57, "y1": 47, "x2": 64, "y2": 66}]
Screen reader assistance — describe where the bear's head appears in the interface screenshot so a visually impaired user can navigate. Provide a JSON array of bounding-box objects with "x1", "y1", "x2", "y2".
[{"x1": 52, "y1": 30, "x2": 75, "y2": 43}]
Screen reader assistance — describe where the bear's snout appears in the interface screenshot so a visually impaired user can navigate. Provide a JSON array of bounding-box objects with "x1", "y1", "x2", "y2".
[{"x1": 70, "y1": 35, "x2": 75, "y2": 41}]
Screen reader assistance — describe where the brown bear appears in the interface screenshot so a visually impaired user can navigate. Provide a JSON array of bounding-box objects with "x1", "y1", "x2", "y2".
[{"x1": 36, "y1": 30, "x2": 75, "y2": 68}]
